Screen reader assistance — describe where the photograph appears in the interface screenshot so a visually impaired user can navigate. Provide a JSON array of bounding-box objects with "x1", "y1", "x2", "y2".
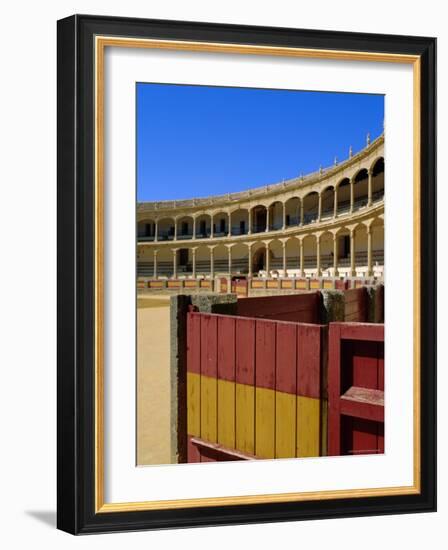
[{"x1": 135, "y1": 83, "x2": 385, "y2": 466}]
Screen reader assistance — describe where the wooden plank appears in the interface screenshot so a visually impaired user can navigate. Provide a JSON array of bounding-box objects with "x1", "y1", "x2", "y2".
[
  {"x1": 235, "y1": 383, "x2": 255, "y2": 455},
  {"x1": 255, "y1": 320, "x2": 276, "y2": 390},
  {"x1": 200, "y1": 315, "x2": 217, "y2": 443},
  {"x1": 186, "y1": 312, "x2": 201, "y2": 374},
  {"x1": 187, "y1": 372, "x2": 201, "y2": 437},
  {"x1": 275, "y1": 323, "x2": 297, "y2": 458},
  {"x1": 237, "y1": 293, "x2": 319, "y2": 324},
  {"x1": 340, "y1": 387, "x2": 384, "y2": 422},
  {"x1": 187, "y1": 435, "x2": 201, "y2": 463},
  {"x1": 235, "y1": 318, "x2": 255, "y2": 454},
  {"x1": 255, "y1": 387, "x2": 275, "y2": 458},
  {"x1": 190, "y1": 436, "x2": 257, "y2": 461},
  {"x1": 275, "y1": 391, "x2": 296, "y2": 458},
  {"x1": 352, "y1": 340, "x2": 380, "y2": 389},
  {"x1": 297, "y1": 324, "x2": 322, "y2": 399},
  {"x1": 336, "y1": 322, "x2": 385, "y2": 342},
  {"x1": 297, "y1": 396, "x2": 321, "y2": 457},
  {"x1": 217, "y1": 379, "x2": 235, "y2": 449},
  {"x1": 217, "y1": 316, "x2": 236, "y2": 449},
  {"x1": 328, "y1": 323, "x2": 342, "y2": 455},
  {"x1": 378, "y1": 343, "x2": 385, "y2": 391}
]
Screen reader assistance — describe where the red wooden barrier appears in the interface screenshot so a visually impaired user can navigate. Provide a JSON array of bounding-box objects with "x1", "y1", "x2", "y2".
[
  {"x1": 236, "y1": 292, "x2": 320, "y2": 324},
  {"x1": 328, "y1": 322, "x2": 384, "y2": 456},
  {"x1": 186, "y1": 311, "x2": 326, "y2": 462},
  {"x1": 344, "y1": 288, "x2": 368, "y2": 322}
]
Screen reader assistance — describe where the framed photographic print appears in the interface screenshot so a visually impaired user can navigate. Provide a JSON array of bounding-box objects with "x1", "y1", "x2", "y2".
[{"x1": 57, "y1": 14, "x2": 436, "y2": 534}]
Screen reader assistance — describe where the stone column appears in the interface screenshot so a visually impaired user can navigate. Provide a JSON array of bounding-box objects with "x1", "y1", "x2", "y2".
[
  {"x1": 300, "y1": 200, "x2": 304, "y2": 226},
  {"x1": 265, "y1": 242, "x2": 270, "y2": 274},
  {"x1": 299, "y1": 239, "x2": 304, "y2": 277},
  {"x1": 248, "y1": 208, "x2": 252, "y2": 235},
  {"x1": 334, "y1": 187, "x2": 338, "y2": 218},
  {"x1": 153, "y1": 249, "x2": 158, "y2": 278},
  {"x1": 210, "y1": 215, "x2": 214, "y2": 238},
  {"x1": 174, "y1": 219, "x2": 178, "y2": 241},
  {"x1": 172, "y1": 249, "x2": 178, "y2": 279},
  {"x1": 192, "y1": 248, "x2": 196, "y2": 278},
  {"x1": 282, "y1": 241, "x2": 287, "y2": 276},
  {"x1": 154, "y1": 220, "x2": 158, "y2": 242},
  {"x1": 227, "y1": 246, "x2": 232, "y2": 275},
  {"x1": 265, "y1": 207, "x2": 270, "y2": 232},
  {"x1": 228, "y1": 212, "x2": 232, "y2": 237},
  {"x1": 333, "y1": 234, "x2": 338, "y2": 277},
  {"x1": 316, "y1": 235, "x2": 321, "y2": 277},
  {"x1": 248, "y1": 243, "x2": 253, "y2": 277},
  {"x1": 350, "y1": 229, "x2": 356, "y2": 277},
  {"x1": 350, "y1": 178, "x2": 354, "y2": 213},
  {"x1": 367, "y1": 225, "x2": 373, "y2": 276},
  {"x1": 209, "y1": 247, "x2": 215, "y2": 280},
  {"x1": 282, "y1": 203, "x2": 286, "y2": 230},
  {"x1": 318, "y1": 193, "x2": 322, "y2": 222},
  {"x1": 368, "y1": 169, "x2": 373, "y2": 207},
  {"x1": 192, "y1": 217, "x2": 196, "y2": 240}
]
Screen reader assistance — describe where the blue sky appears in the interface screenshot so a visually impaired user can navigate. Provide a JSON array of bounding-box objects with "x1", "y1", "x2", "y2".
[{"x1": 136, "y1": 83, "x2": 384, "y2": 202}]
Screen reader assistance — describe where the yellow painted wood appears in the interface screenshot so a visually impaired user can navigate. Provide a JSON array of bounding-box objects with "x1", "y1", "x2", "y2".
[
  {"x1": 275, "y1": 391, "x2": 297, "y2": 458},
  {"x1": 255, "y1": 387, "x2": 275, "y2": 459},
  {"x1": 235, "y1": 383, "x2": 255, "y2": 454},
  {"x1": 320, "y1": 399, "x2": 328, "y2": 457},
  {"x1": 187, "y1": 372, "x2": 200, "y2": 437},
  {"x1": 310, "y1": 281, "x2": 320, "y2": 289},
  {"x1": 296, "y1": 395, "x2": 321, "y2": 457},
  {"x1": 217, "y1": 379, "x2": 236, "y2": 449},
  {"x1": 200, "y1": 375, "x2": 217, "y2": 442}
]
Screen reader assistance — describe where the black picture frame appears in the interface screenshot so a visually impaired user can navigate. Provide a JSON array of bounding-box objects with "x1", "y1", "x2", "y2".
[{"x1": 57, "y1": 14, "x2": 436, "y2": 534}]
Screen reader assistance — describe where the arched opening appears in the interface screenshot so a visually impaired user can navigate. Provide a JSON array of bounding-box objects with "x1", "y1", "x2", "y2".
[
  {"x1": 252, "y1": 244, "x2": 266, "y2": 274},
  {"x1": 252, "y1": 205, "x2": 267, "y2": 233},
  {"x1": 268, "y1": 239, "x2": 284, "y2": 275},
  {"x1": 269, "y1": 201, "x2": 284, "y2": 231},
  {"x1": 320, "y1": 231, "x2": 334, "y2": 275},
  {"x1": 176, "y1": 248, "x2": 191, "y2": 276},
  {"x1": 195, "y1": 214, "x2": 211, "y2": 239},
  {"x1": 176, "y1": 216, "x2": 194, "y2": 240},
  {"x1": 335, "y1": 228, "x2": 351, "y2": 276},
  {"x1": 321, "y1": 186, "x2": 335, "y2": 220},
  {"x1": 137, "y1": 219, "x2": 155, "y2": 240},
  {"x1": 285, "y1": 237, "x2": 300, "y2": 275},
  {"x1": 231, "y1": 242, "x2": 250, "y2": 274},
  {"x1": 371, "y1": 157, "x2": 385, "y2": 202},
  {"x1": 371, "y1": 217, "x2": 385, "y2": 275},
  {"x1": 195, "y1": 246, "x2": 211, "y2": 276},
  {"x1": 353, "y1": 169, "x2": 369, "y2": 210},
  {"x1": 213, "y1": 244, "x2": 229, "y2": 275},
  {"x1": 230, "y1": 209, "x2": 249, "y2": 236},
  {"x1": 212, "y1": 212, "x2": 229, "y2": 237},
  {"x1": 285, "y1": 197, "x2": 300, "y2": 227},
  {"x1": 157, "y1": 218, "x2": 175, "y2": 241},
  {"x1": 302, "y1": 192, "x2": 319, "y2": 225},
  {"x1": 337, "y1": 178, "x2": 350, "y2": 215},
  {"x1": 302, "y1": 234, "x2": 317, "y2": 275}
]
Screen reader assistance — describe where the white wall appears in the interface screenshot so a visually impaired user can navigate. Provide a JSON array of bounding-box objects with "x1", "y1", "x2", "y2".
[{"x1": 0, "y1": 1, "x2": 445, "y2": 548}]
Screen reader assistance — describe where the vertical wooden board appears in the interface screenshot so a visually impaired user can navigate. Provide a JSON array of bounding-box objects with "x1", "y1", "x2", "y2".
[
  {"x1": 377, "y1": 342, "x2": 385, "y2": 391},
  {"x1": 276, "y1": 323, "x2": 297, "y2": 394},
  {"x1": 187, "y1": 372, "x2": 201, "y2": 437},
  {"x1": 328, "y1": 324, "x2": 341, "y2": 455},
  {"x1": 296, "y1": 395, "x2": 321, "y2": 457},
  {"x1": 255, "y1": 320, "x2": 276, "y2": 390},
  {"x1": 349, "y1": 418, "x2": 380, "y2": 455},
  {"x1": 217, "y1": 379, "x2": 236, "y2": 449},
  {"x1": 275, "y1": 391, "x2": 296, "y2": 458},
  {"x1": 187, "y1": 312, "x2": 201, "y2": 374},
  {"x1": 235, "y1": 318, "x2": 255, "y2": 385},
  {"x1": 235, "y1": 383, "x2": 255, "y2": 455},
  {"x1": 201, "y1": 314, "x2": 217, "y2": 378},
  {"x1": 217, "y1": 316, "x2": 235, "y2": 382},
  {"x1": 255, "y1": 387, "x2": 275, "y2": 459},
  {"x1": 297, "y1": 324, "x2": 321, "y2": 398},
  {"x1": 352, "y1": 340, "x2": 379, "y2": 389},
  {"x1": 200, "y1": 375, "x2": 217, "y2": 443},
  {"x1": 377, "y1": 422, "x2": 385, "y2": 454}
]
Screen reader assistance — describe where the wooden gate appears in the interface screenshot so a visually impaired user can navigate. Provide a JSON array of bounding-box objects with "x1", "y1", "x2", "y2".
[
  {"x1": 328, "y1": 322, "x2": 384, "y2": 456},
  {"x1": 186, "y1": 311, "x2": 326, "y2": 462}
]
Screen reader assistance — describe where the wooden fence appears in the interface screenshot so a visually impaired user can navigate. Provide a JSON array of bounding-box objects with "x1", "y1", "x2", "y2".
[
  {"x1": 237, "y1": 293, "x2": 320, "y2": 324},
  {"x1": 186, "y1": 311, "x2": 326, "y2": 462},
  {"x1": 328, "y1": 322, "x2": 384, "y2": 456}
]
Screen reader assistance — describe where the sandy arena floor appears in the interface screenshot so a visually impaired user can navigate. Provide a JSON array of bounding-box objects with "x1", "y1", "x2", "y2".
[{"x1": 137, "y1": 294, "x2": 172, "y2": 465}]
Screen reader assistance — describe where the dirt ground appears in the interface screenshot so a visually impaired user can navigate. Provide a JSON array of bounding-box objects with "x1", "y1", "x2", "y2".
[{"x1": 136, "y1": 294, "x2": 172, "y2": 465}]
